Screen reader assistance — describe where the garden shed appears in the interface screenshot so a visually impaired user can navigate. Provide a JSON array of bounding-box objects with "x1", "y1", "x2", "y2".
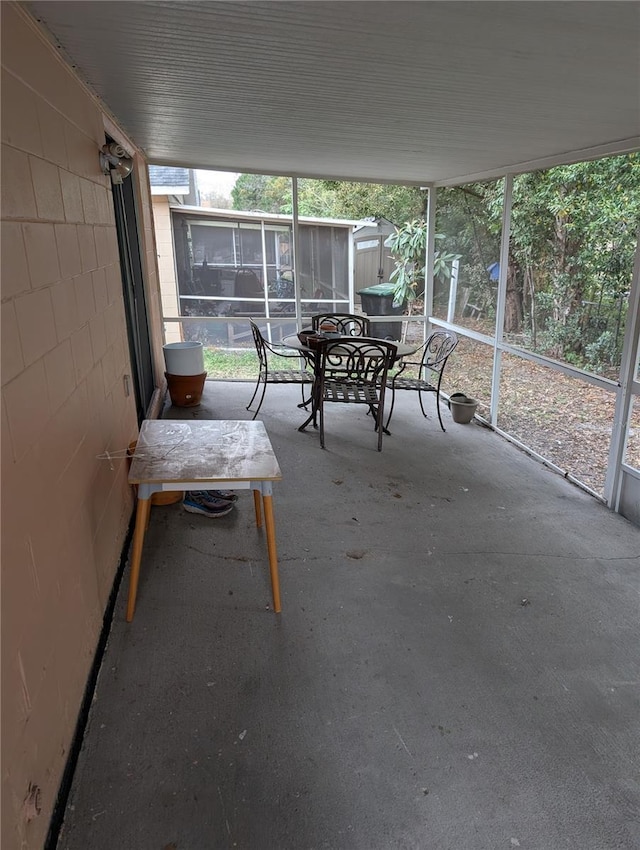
[
  {"x1": 167, "y1": 205, "x2": 359, "y2": 344},
  {"x1": 353, "y1": 216, "x2": 398, "y2": 297}
]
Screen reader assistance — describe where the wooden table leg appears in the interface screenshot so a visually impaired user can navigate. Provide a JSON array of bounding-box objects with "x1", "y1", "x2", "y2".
[
  {"x1": 126, "y1": 497, "x2": 151, "y2": 622},
  {"x1": 262, "y1": 493, "x2": 281, "y2": 613},
  {"x1": 253, "y1": 489, "x2": 263, "y2": 528}
]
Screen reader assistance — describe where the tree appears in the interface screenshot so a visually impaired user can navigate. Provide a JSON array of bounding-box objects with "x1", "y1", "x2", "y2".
[
  {"x1": 231, "y1": 174, "x2": 425, "y2": 223},
  {"x1": 509, "y1": 154, "x2": 640, "y2": 366},
  {"x1": 318, "y1": 181, "x2": 425, "y2": 224},
  {"x1": 435, "y1": 182, "x2": 504, "y2": 322},
  {"x1": 431, "y1": 156, "x2": 639, "y2": 370},
  {"x1": 199, "y1": 189, "x2": 232, "y2": 209},
  {"x1": 231, "y1": 174, "x2": 291, "y2": 213},
  {"x1": 229, "y1": 157, "x2": 640, "y2": 372},
  {"x1": 385, "y1": 220, "x2": 461, "y2": 315}
]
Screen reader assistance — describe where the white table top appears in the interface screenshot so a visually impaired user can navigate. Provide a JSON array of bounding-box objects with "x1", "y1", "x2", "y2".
[
  {"x1": 129, "y1": 420, "x2": 282, "y2": 485},
  {"x1": 281, "y1": 334, "x2": 420, "y2": 359}
]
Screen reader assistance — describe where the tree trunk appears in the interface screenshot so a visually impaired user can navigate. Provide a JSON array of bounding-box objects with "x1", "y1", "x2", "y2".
[
  {"x1": 526, "y1": 264, "x2": 537, "y2": 350},
  {"x1": 550, "y1": 206, "x2": 582, "y2": 358},
  {"x1": 504, "y1": 258, "x2": 523, "y2": 334}
]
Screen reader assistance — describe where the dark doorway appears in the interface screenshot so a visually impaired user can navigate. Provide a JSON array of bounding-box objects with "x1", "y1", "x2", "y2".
[{"x1": 110, "y1": 154, "x2": 155, "y2": 423}]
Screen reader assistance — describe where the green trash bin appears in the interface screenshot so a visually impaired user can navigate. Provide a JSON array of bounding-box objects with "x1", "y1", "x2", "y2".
[{"x1": 358, "y1": 283, "x2": 405, "y2": 340}]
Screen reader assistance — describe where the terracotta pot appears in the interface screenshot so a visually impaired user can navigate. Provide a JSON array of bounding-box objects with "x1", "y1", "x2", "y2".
[{"x1": 165, "y1": 371, "x2": 207, "y2": 407}]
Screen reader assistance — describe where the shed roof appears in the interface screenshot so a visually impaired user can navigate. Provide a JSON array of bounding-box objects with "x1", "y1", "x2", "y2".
[{"x1": 170, "y1": 204, "x2": 361, "y2": 228}]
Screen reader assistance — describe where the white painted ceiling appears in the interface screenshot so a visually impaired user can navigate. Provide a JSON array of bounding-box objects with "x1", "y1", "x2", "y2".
[{"x1": 28, "y1": 1, "x2": 640, "y2": 185}]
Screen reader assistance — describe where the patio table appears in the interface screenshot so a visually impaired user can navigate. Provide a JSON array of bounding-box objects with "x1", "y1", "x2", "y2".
[
  {"x1": 282, "y1": 334, "x2": 421, "y2": 435},
  {"x1": 281, "y1": 334, "x2": 419, "y2": 361},
  {"x1": 126, "y1": 419, "x2": 282, "y2": 621}
]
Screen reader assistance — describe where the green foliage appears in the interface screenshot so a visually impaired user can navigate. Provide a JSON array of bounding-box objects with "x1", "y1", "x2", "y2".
[
  {"x1": 507, "y1": 154, "x2": 639, "y2": 369},
  {"x1": 231, "y1": 174, "x2": 292, "y2": 214},
  {"x1": 433, "y1": 158, "x2": 638, "y2": 373},
  {"x1": 228, "y1": 157, "x2": 639, "y2": 375},
  {"x1": 434, "y1": 182, "x2": 504, "y2": 315},
  {"x1": 584, "y1": 331, "x2": 619, "y2": 370},
  {"x1": 538, "y1": 312, "x2": 584, "y2": 361},
  {"x1": 231, "y1": 175, "x2": 424, "y2": 223},
  {"x1": 385, "y1": 220, "x2": 461, "y2": 305},
  {"x1": 317, "y1": 181, "x2": 425, "y2": 223}
]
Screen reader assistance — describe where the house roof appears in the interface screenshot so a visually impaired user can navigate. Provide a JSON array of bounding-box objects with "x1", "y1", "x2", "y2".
[
  {"x1": 28, "y1": 1, "x2": 640, "y2": 186},
  {"x1": 148, "y1": 165, "x2": 190, "y2": 194}
]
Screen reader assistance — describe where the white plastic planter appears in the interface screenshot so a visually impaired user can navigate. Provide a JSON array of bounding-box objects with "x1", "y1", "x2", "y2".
[{"x1": 163, "y1": 341, "x2": 204, "y2": 376}]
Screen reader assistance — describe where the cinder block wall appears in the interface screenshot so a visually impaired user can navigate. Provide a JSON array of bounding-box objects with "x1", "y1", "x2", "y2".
[{"x1": 1, "y1": 5, "x2": 164, "y2": 848}]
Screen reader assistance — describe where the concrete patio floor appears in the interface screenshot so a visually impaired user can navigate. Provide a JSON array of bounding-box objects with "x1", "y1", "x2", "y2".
[{"x1": 57, "y1": 380, "x2": 639, "y2": 850}]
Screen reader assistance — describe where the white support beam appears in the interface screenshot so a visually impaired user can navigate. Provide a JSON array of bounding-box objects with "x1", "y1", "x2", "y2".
[
  {"x1": 291, "y1": 178, "x2": 303, "y2": 330},
  {"x1": 423, "y1": 187, "x2": 436, "y2": 338},
  {"x1": 605, "y1": 225, "x2": 640, "y2": 507},
  {"x1": 447, "y1": 259, "x2": 459, "y2": 324},
  {"x1": 260, "y1": 222, "x2": 272, "y2": 342},
  {"x1": 490, "y1": 174, "x2": 513, "y2": 426}
]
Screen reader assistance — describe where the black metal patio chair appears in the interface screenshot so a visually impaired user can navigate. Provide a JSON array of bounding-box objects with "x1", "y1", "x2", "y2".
[
  {"x1": 246, "y1": 320, "x2": 314, "y2": 419},
  {"x1": 310, "y1": 313, "x2": 371, "y2": 336},
  {"x1": 299, "y1": 337, "x2": 397, "y2": 451},
  {"x1": 385, "y1": 329, "x2": 458, "y2": 431}
]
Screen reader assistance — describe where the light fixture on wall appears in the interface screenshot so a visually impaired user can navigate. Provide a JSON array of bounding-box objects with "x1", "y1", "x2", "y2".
[{"x1": 99, "y1": 142, "x2": 133, "y2": 184}]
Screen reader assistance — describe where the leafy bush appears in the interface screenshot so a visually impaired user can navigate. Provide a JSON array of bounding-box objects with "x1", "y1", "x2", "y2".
[
  {"x1": 384, "y1": 220, "x2": 460, "y2": 306},
  {"x1": 584, "y1": 331, "x2": 620, "y2": 370}
]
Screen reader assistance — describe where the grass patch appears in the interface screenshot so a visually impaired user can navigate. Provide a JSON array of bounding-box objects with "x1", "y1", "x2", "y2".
[
  {"x1": 203, "y1": 348, "x2": 258, "y2": 379},
  {"x1": 203, "y1": 347, "x2": 308, "y2": 380}
]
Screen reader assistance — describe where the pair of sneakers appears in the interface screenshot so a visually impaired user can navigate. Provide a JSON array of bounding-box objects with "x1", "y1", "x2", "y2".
[{"x1": 183, "y1": 489, "x2": 238, "y2": 518}]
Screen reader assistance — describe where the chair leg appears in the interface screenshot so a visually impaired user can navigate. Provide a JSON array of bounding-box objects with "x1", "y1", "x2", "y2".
[
  {"x1": 250, "y1": 379, "x2": 268, "y2": 420},
  {"x1": 298, "y1": 381, "x2": 319, "y2": 432},
  {"x1": 375, "y1": 403, "x2": 384, "y2": 451},
  {"x1": 319, "y1": 398, "x2": 326, "y2": 448},
  {"x1": 310, "y1": 379, "x2": 320, "y2": 428},
  {"x1": 435, "y1": 390, "x2": 446, "y2": 432},
  {"x1": 245, "y1": 377, "x2": 261, "y2": 411},
  {"x1": 384, "y1": 387, "x2": 397, "y2": 429},
  {"x1": 418, "y1": 389, "x2": 429, "y2": 418},
  {"x1": 298, "y1": 409, "x2": 314, "y2": 431},
  {"x1": 299, "y1": 384, "x2": 312, "y2": 409}
]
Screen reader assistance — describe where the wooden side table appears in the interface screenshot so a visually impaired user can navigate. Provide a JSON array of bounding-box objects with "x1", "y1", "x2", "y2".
[{"x1": 126, "y1": 419, "x2": 282, "y2": 621}]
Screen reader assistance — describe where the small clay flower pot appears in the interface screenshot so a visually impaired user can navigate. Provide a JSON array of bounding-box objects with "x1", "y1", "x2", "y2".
[{"x1": 448, "y1": 394, "x2": 479, "y2": 424}]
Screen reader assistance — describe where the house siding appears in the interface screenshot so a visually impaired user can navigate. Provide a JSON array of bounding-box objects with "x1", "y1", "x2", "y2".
[
  {"x1": 1, "y1": 5, "x2": 164, "y2": 849},
  {"x1": 152, "y1": 196, "x2": 182, "y2": 344}
]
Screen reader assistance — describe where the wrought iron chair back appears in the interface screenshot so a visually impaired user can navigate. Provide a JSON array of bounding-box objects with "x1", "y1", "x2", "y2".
[
  {"x1": 385, "y1": 329, "x2": 458, "y2": 431},
  {"x1": 310, "y1": 313, "x2": 371, "y2": 337},
  {"x1": 312, "y1": 337, "x2": 398, "y2": 451},
  {"x1": 246, "y1": 320, "x2": 314, "y2": 419}
]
